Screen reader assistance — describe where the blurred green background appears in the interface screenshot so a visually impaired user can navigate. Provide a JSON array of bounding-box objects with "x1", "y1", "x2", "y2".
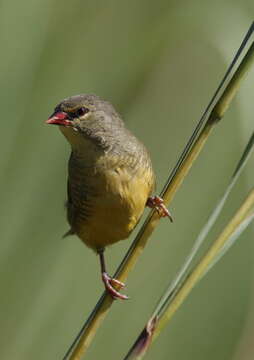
[{"x1": 0, "y1": 1, "x2": 254, "y2": 359}]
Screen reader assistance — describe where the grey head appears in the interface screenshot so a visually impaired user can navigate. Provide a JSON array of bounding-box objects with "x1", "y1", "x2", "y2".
[{"x1": 47, "y1": 94, "x2": 128, "y2": 150}]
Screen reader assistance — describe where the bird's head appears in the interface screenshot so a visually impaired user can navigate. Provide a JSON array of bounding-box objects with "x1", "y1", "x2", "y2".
[
  {"x1": 46, "y1": 94, "x2": 100, "y2": 129},
  {"x1": 46, "y1": 94, "x2": 124, "y2": 149}
]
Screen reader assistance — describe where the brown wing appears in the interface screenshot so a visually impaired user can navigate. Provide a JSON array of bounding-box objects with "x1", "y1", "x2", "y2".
[
  {"x1": 62, "y1": 179, "x2": 75, "y2": 237},
  {"x1": 65, "y1": 151, "x2": 95, "y2": 234}
]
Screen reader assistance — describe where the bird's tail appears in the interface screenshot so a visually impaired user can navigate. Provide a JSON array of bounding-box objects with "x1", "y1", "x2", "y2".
[{"x1": 62, "y1": 228, "x2": 75, "y2": 238}]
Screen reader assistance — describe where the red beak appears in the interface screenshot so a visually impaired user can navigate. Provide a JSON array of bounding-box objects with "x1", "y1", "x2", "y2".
[{"x1": 46, "y1": 111, "x2": 73, "y2": 126}]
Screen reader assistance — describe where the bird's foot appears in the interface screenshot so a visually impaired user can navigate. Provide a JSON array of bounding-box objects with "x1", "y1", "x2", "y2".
[
  {"x1": 147, "y1": 196, "x2": 173, "y2": 222},
  {"x1": 102, "y1": 272, "x2": 129, "y2": 300}
]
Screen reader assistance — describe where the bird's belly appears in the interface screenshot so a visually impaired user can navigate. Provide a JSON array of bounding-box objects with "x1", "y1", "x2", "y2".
[
  {"x1": 77, "y1": 201, "x2": 139, "y2": 250},
  {"x1": 75, "y1": 167, "x2": 153, "y2": 250}
]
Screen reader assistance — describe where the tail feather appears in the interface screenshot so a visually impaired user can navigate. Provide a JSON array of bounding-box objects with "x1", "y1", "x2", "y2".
[{"x1": 62, "y1": 228, "x2": 75, "y2": 238}]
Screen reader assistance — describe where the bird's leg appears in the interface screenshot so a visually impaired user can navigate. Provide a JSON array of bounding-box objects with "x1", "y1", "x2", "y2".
[
  {"x1": 146, "y1": 196, "x2": 173, "y2": 222},
  {"x1": 98, "y1": 249, "x2": 128, "y2": 300}
]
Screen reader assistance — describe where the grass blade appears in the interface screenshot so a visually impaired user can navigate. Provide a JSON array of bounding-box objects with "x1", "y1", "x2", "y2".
[
  {"x1": 64, "y1": 23, "x2": 254, "y2": 360},
  {"x1": 152, "y1": 131, "x2": 254, "y2": 318},
  {"x1": 124, "y1": 189, "x2": 254, "y2": 360}
]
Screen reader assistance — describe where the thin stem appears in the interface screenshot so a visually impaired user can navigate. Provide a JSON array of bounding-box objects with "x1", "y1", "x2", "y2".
[
  {"x1": 151, "y1": 131, "x2": 254, "y2": 319},
  {"x1": 124, "y1": 190, "x2": 254, "y2": 360},
  {"x1": 153, "y1": 188, "x2": 254, "y2": 339},
  {"x1": 211, "y1": 41, "x2": 254, "y2": 121},
  {"x1": 68, "y1": 113, "x2": 215, "y2": 360},
  {"x1": 65, "y1": 24, "x2": 254, "y2": 360}
]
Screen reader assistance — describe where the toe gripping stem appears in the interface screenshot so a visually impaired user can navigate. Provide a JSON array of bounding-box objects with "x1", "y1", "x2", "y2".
[
  {"x1": 147, "y1": 196, "x2": 173, "y2": 222},
  {"x1": 98, "y1": 249, "x2": 128, "y2": 300}
]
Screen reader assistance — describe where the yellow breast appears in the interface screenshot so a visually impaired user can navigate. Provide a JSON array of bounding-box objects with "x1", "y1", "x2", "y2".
[{"x1": 75, "y1": 162, "x2": 154, "y2": 251}]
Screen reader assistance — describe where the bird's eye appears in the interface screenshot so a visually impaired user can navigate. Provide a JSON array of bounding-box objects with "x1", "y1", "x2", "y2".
[{"x1": 76, "y1": 107, "x2": 89, "y2": 117}]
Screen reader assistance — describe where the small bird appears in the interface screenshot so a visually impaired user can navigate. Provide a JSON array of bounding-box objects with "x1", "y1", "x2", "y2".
[{"x1": 46, "y1": 94, "x2": 171, "y2": 300}]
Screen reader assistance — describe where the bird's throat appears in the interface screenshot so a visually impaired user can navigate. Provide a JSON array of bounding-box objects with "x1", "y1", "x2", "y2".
[{"x1": 59, "y1": 125, "x2": 104, "y2": 160}]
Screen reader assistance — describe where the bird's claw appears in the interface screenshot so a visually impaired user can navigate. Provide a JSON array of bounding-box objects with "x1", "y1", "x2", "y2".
[
  {"x1": 102, "y1": 272, "x2": 128, "y2": 300},
  {"x1": 147, "y1": 196, "x2": 173, "y2": 222}
]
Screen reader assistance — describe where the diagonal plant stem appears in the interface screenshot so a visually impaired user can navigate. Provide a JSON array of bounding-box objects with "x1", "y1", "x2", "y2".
[
  {"x1": 123, "y1": 129, "x2": 254, "y2": 360},
  {"x1": 124, "y1": 189, "x2": 254, "y2": 360},
  {"x1": 151, "y1": 131, "x2": 254, "y2": 320},
  {"x1": 64, "y1": 23, "x2": 254, "y2": 360},
  {"x1": 154, "y1": 188, "x2": 254, "y2": 337},
  {"x1": 203, "y1": 211, "x2": 254, "y2": 277},
  {"x1": 66, "y1": 119, "x2": 213, "y2": 360}
]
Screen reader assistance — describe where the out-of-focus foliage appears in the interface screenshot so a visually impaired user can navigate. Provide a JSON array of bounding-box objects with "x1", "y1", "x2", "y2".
[{"x1": 0, "y1": 1, "x2": 253, "y2": 359}]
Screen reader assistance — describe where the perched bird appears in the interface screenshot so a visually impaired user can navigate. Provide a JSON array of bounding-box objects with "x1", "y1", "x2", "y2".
[{"x1": 46, "y1": 94, "x2": 171, "y2": 299}]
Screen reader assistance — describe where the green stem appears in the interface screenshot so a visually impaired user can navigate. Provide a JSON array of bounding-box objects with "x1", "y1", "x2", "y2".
[{"x1": 67, "y1": 29, "x2": 254, "y2": 360}]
